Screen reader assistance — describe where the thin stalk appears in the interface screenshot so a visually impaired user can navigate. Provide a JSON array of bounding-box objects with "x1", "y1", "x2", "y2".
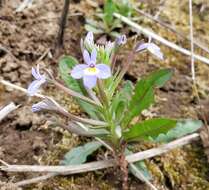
[
  {"x1": 85, "y1": 87, "x2": 102, "y2": 106},
  {"x1": 117, "y1": 50, "x2": 136, "y2": 85},
  {"x1": 58, "y1": 108, "x2": 107, "y2": 126},
  {"x1": 189, "y1": 0, "x2": 195, "y2": 81},
  {"x1": 55, "y1": 0, "x2": 70, "y2": 48},
  {"x1": 97, "y1": 80, "x2": 109, "y2": 107},
  {"x1": 52, "y1": 79, "x2": 100, "y2": 107}
]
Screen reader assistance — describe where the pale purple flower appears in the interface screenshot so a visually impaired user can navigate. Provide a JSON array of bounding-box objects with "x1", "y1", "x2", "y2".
[
  {"x1": 32, "y1": 101, "x2": 49, "y2": 112},
  {"x1": 84, "y1": 32, "x2": 94, "y2": 48},
  {"x1": 32, "y1": 97, "x2": 60, "y2": 112},
  {"x1": 71, "y1": 49, "x2": 111, "y2": 89},
  {"x1": 115, "y1": 35, "x2": 127, "y2": 46},
  {"x1": 27, "y1": 65, "x2": 46, "y2": 96},
  {"x1": 136, "y1": 42, "x2": 164, "y2": 60}
]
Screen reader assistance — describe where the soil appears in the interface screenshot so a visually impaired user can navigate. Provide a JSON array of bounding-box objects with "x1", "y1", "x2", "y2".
[{"x1": 0, "y1": 0, "x2": 209, "y2": 190}]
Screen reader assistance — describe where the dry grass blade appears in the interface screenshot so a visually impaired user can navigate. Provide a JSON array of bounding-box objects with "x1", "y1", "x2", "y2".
[
  {"x1": 189, "y1": 0, "x2": 195, "y2": 81},
  {"x1": 0, "y1": 102, "x2": 19, "y2": 122}
]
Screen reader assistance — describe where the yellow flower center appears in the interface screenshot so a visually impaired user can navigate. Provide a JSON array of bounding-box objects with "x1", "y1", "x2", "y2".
[
  {"x1": 87, "y1": 67, "x2": 97, "y2": 73},
  {"x1": 84, "y1": 67, "x2": 99, "y2": 76}
]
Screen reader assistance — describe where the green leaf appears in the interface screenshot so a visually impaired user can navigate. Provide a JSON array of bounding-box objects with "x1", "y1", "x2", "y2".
[
  {"x1": 115, "y1": 0, "x2": 134, "y2": 17},
  {"x1": 104, "y1": 0, "x2": 116, "y2": 27},
  {"x1": 59, "y1": 56, "x2": 99, "y2": 119},
  {"x1": 125, "y1": 149, "x2": 152, "y2": 181},
  {"x1": 129, "y1": 162, "x2": 152, "y2": 181},
  {"x1": 153, "y1": 120, "x2": 202, "y2": 142},
  {"x1": 123, "y1": 118, "x2": 177, "y2": 141},
  {"x1": 61, "y1": 141, "x2": 102, "y2": 165},
  {"x1": 122, "y1": 79, "x2": 155, "y2": 126},
  {"x1": 147, "y1": 69, "x2": 173, "y2": 88},
  {"x1": 111, "y1": 81, "x2": 133, "y2": 122},
  {"x1": 122, "y1": 69, "x2": 173, "y2": 126}
]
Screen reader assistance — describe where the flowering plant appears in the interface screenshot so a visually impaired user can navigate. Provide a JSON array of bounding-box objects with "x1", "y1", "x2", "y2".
[{"x1": 27, "y1": 32, "x2": 202, "y2": 189}]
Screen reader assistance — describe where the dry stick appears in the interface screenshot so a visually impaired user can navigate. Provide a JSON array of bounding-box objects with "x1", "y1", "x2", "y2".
[
  {"x1": 15, "y1": 173, "x2": 57, "y2": 186},
  {"x1": 0, "y1": 80, "x2": 44, "y2": 98},
  {"x1": 113, "y1": 13, "x2": 209, "y2": 65},
  {"x1": 0, "y1": 102, "x2": 19, "y2": 122},
  {"x1": 1, "y1": 133, "x2": 199, "y2": 174},
  {"x1": 134, "y1": 8, "x2": 209, "y2": 54},
  {"x1": 189, "y1": 0, "x2": 195, "y2": 81},
  {"x1": 55, "y1": 0, "x2": 70, "y2": 48}
]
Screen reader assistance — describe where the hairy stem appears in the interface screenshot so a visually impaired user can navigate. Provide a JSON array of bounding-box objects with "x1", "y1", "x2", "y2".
[
  {"x1": 58, "y1": 107, "x2": 107, "y2": 126},
  {"x1": 97, "y1": 80, "x2": 109, "y2": 107},
  {"x1": 52, "y1": 79, "x2": 100, "y2": 107}
]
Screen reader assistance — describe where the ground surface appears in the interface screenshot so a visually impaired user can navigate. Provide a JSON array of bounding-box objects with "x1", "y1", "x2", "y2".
[{"x1": 0, "y1": 0, "x2": 209, "y2": 189}]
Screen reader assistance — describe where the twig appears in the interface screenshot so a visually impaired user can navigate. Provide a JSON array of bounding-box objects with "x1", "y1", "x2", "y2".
[
  {"x1": 189, "y1": 0, "x2": 195, "y2": 81},
  {"x1": 113, "y1": 13, "x2": 209, "y2": 65},
  {"x1": 134, "y1": 8, "x2": 209, "y2": 54},
  {"x1": 55, "y1": 0, "x2": 70, "y2": 49},
  {"x1": 15, "y1": 173, "x2": 57, "y2": 186},
  {"x1": 36, "y1": 48, "x2": 51, "y2": 63},
  {"x1": 0, "y1": 133, "x2": 199, "y2": 174},
  {"x1": 0, "y1": 159, "x2": 9, "y2": 167},
  {"x1": 0, "y1": 80, "x2": 44, "y2": 98},
  {"x1": 0, "y1": 102, "x2": 19, "y2": 122},
  {"x1": 0, "y1": 44, "x2": 19, "y2": 61}
]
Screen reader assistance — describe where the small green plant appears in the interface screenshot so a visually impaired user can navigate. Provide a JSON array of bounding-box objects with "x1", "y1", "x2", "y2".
[
  {"x1": 27, "y1": 32, "x2": 202, "y2": 189},
  {"x1": 85, "y1": 0, "x2": 134, "y2": 36}
]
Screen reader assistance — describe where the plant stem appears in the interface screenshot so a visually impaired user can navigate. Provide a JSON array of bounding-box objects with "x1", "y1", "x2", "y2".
[
  {"x1": 58, "y1": 107, "x2": 107, "y2": 126},
  {"x1": 97, "y1": 80, "x2": 109, "y2": 107},
  {"x1": 52, "y1": 79, "x2": 100, "y2": 107},
  {"x1": 55, "y1": 0, "x2": 70, "y2": 49}
]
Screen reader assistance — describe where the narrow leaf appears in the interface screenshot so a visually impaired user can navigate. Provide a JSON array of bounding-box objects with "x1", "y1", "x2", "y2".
[
  {"x1": 61, "y1": 141, "x2": 102, "y2": 165},
  {"x1": 123, "y1": 118, "x2": 177, "y2": 141},
  {"x1": 122, "y1": 79, "x2": 155, "y2": 126},
  {"x1": 147, "y1": 68, "x2": 173, "y2": 88},
  {"x1": 125, "y1": 149, "x2": 152, "y2": 181},
  {"x1": 153, "y1": 119, "x2": 202, "y2": 142},
  {"x1": 104, "y1": 0, "x2": 116, "y2": 27}
]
